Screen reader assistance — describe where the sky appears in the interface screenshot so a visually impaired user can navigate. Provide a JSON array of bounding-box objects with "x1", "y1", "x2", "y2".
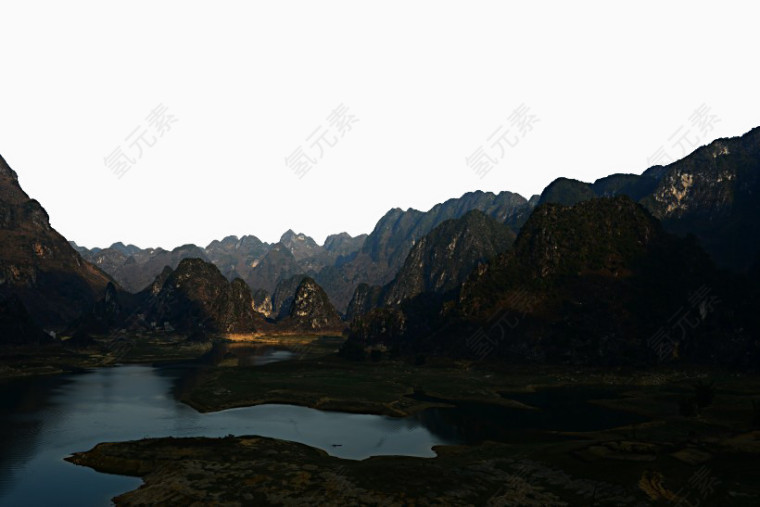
[{"x1": 0, "y1": 1, "x2": 758, "y2": 250}]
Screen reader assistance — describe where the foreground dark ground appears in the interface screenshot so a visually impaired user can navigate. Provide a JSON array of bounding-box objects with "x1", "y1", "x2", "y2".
[{"x1": 34, "y1": 336, "x2": 759, "y2": 506}]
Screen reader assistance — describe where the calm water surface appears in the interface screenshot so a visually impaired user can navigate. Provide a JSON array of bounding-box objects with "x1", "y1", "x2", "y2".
[{"x1": 0, "y1": 348, "x2": 645, "y2": 506}]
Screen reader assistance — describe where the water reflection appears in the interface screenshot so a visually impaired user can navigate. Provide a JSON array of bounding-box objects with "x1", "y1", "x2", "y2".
[
  {"x1": 0, "y1": 353, "x2": 648, "y2": 506},
  {"x1": 0, "y1": 372, "x2": 142, "y2": 506},
  {"x1": 196, "y1": 341, "x2": 297, "y2": 367},
  {"x1": 0, "y1": 364, "x2": 452, "y2": 506},
  {"x1": 0, "y1": 376, "x2": 57, "y2": 499},
  {"x1": 162, "y1": 343, "x2": 297, "y2": 401}
]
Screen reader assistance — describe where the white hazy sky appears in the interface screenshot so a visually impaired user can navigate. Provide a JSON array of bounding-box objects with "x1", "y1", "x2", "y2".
[{"x1": 0, "y1": 1, "x2": 757, "y2": 250}]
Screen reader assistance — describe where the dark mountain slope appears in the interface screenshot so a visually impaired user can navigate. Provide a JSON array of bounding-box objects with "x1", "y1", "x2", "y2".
[
  {"x1": 382, "y1": 210, "x2": 516, "y2": 306},
  {"x1": 280, "y1": 277, "x2": 343, "y2": 331},
  {"x1": 641, "y1": 126, "x2": 760, "y2": 271},
  {"x1": 318, "y1": 190, "x2": 534, "y2": 311},
  {"x1": 0, "y1": 155, "x2": 112, "y2": 330},
  {"x1": 140, "y1": 258, "x2": 265, "y2": 334},
  {"x1": 346, "y1": 197, "x2": 748, "y2": 366}
]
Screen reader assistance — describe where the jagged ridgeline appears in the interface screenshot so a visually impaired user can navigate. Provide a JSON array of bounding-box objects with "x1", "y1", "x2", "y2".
[
  {"x1": 538, "y1": 127, "x2": 760, "y2": 272},
  {"x1": 2, "y1": 125, "x2": 759, "y2": 355},
  {"x1": 72, "y1": 190, "x2": 537, "y2": 313},
  {"x1": 70, "y1": 126, "x2": 760, "y2": 322},
  {"x1": 346, "y1": 209, "x2": 516, "y2": 320},
  {"x1": 346, "y1": 196, "x2": 757, "y2": 366}
]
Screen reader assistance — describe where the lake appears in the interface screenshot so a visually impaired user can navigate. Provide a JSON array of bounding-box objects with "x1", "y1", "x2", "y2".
[{"x1": 0, "y1": 349, "x2": 646, "y2": 506}]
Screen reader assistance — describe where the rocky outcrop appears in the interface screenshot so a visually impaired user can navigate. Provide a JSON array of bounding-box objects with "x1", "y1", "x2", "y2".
[
  {"x1": 382, "y1": 210, "x2": 516, "y2": 306},
  {"x1": 251, "y1": 288, "x2": 273, "y2": 318},
  {"x1": 141, "y1": 258, "x2": 265, "y2": 334},
  {"x1": 279, "y1": 230, "x2": 323, "y2": 262},
  {"x1": 345, "y1": 283, "x2": 384, "y2": 322},
  {"x1": 271, "y1": 274, "x2": 308, "y2": 320},
  {"x1": 345, "y1": 210, "x2": 516, "y2": 320},
  {"x1": 346, "y1": 307, "x2": 406, "y2": 351},
  {"x1": 282, "y1": 277, "x2": 342, "y2": 331}
]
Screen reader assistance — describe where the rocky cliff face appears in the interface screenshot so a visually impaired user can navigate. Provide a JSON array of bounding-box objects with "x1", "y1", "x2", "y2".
[
  {"x1": 536, "y1": 127, "x2": 760, "y2": 272},
  {"x1": 642, "y1": 127, "x2": 760, "y2": 271},
  {"x1": 346, "y1": 197, "x2": 746, "y2": 366},
  {"x1": 80, "y1": 247, "x2": 129, "y2": 281},
  {"x1": 0, "y1": 155, "x2": 113, "y2": 330},
  {"x1": 345, "y1": 283, "x2": 384, "y2": 322},
  {"x1": 245, "y1": 243, "x2": 301, "y2": 295},
  {"x1": 251, "y1": 288, "x2": 273, "y2": 318},
  {"x1": 345, "y1": 210, "x2": 516, "y2": 319},
  {"x1": 271, "y1": 274, "x2": 308, "y2": 320},
  {"x1": 141, "y1": 258, "x2": 264, "y2": 334},
  {"x1": 347, "y1": 307, "x2": 406, "y2": 352},
  {"x1": 360, "y1": 191, "x2": 527, "y2": 270},
  {"x1": 279, "y1": 230, "x2": 323, "y2": 261},
  {"x1": 278, "y1": 230, "x2": 355, "y2": 274},
  {"x1": 204, "y1": 235, "x2": 271, "y2": 281},
  {"x1": 457, "y1": 197, "x2": 706, "y2": 327},
  {"x1": 316, "y1": 190, "x2": 535, "y2": 311},
  {"x1": 382, "y1": 210, "x2": 516, "y2": 307},
  {"x1": 282, "y1": 277, "x2": 342, "y2": 331}
]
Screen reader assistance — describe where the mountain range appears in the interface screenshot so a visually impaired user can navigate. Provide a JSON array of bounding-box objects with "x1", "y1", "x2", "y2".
[
  {"x1": 2, "y1": 126, "x2": 759, "y2": 366},
  {"x1": 70, "y1": 190, "x2": 537, "y2": 313},
  {"x1": 346, "y1": 195, "x2": 752, "y2": 365},
  {"x1": 68, "y1": 127, "x2": 760, "y2": 322}
]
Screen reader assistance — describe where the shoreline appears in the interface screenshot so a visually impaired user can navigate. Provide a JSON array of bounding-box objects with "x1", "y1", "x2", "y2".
[{"x1": 4, "y1": 341, "x2": 758, "y2": 504}]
